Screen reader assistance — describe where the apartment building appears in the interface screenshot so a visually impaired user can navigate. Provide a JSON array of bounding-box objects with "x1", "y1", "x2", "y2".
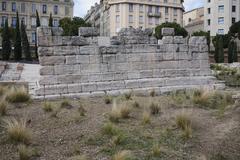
[
  {"x1": 204, "y1": 0, "x2": 240, "y2": 36},
  {"x1": 183, "y1": 7, "x2": 204, "y2": 34},
  {"x1": 85, "y1": 0, "x2": 184, "y2": 37},
  {"x1": 0, "y1": 0, "x2": 74, "y2": 45}
]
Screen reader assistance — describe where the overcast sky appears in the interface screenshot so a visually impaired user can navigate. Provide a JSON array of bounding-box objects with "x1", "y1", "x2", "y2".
[{"x1": 73, "y1": 0, "x2": 204, "y2": 17}]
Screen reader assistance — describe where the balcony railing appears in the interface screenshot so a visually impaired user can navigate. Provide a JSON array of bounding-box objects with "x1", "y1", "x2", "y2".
[{"x1": 148, "y1": 12, "x2": 161, "y2": 17}]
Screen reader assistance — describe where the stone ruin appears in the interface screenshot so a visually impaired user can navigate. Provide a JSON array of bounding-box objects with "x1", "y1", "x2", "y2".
[{"x1": 35, "y1": 27, "x2": 225, "y2": 99}]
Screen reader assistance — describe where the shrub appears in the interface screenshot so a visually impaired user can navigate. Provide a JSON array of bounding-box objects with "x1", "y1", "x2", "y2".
[
  {"x1": 150, "y1": 90, "x2": 156, "y2": 97},
  {"x1": 182, "y1": 124, "x2": 193, "y2": 139},
  {"x1": 6, "y1": 87, "x2": 30, "y2": 103},
  {"x1": 132, "y1": 100, "x2": 140, "y2": 108},
  {"x1": 102, "y1": 122, "x2": 120, "y2": 136},
  {"x1": 149, "y1": 103, "x2": 160, "y2": 115},
  {"x1": 112, "y1": 150, "x2": 133, "y2": 160},
  {"x1": 142, "y1": 110, "x2": 151, "y2": 124},
  {"x1": 124, "y1": 92, "x2": 132, "y2": 100},
  {"x1": 0, "y1": 100, "x2": 7, "y2": 116},
  {"x1": 104, "y1": 95, "x2": 112, "y2": 104},
  {"x1": 119, "y1": 104, "x2": 131, "y2": 119},
  {"x1": 42, "y1": 102, "x2": 54, "y2": 112},
  {"x1": 109, "y1": 101, "x2": 121, "y2": 122},
  {"x1": 78, "y1": 104, "x2": 86, "y2": 116},
  {"x1": 3, "y1": 117, "x2": 32, "y2": 144},
  {"x1": 0, "y1": 86, "x2": 6, "y2": 97},
  {"x1": 18, "y1": 145, "x2": 38, "y2": 160},
  {"x1": 151, "y1": 143, "x2": 161, "y2": 157},
  {"x1": 175, "y1": 113, "x2": 193, "y2": 139},
  {"x1": 60, "y1": 99, "x2": 72, "y2": 109}
]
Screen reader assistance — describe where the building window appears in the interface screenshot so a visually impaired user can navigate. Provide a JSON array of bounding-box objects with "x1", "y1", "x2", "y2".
[
  {"x1": 12, "y1": 17, "x2": 17, "y2": 28},
  {"x1": 116, "y1": 4, "x2": 120, "y2": 12},
  {"x1": 129, "y1": 15, "x2": 133, "y2": 23},
  {"x1": 208, "y1": 8, "x2": 211, "y2": 14},
  {"x1": 232, "y1": 6, "x2": 236, "y2": 12},
  {"x1": 232, "y1": 17, "x2": 236, "y2": 24},
  {"x1": 53, "y1": 19, "x2": 59, "y2": 27},
  {"x1": 129, "y1": 4, "x2": 133, "y2": 12},
  {"x1": 2, "y1": 2, "x2": 6, "y2": 11},
  {"x1": 1, "y1": 16, "x2": 7, "y2": 27},
  {"x1": 156, "y1": 6, "x2": 160, "y2": 13},
  {"x1": 218, "y1": 29, "x2": 224, "y2": 35},
  {"x1": 139, "y1": 16, "x2": 143, "y2": 24},
  {"x1": 65, "y1": 6, "x2": 69, "y2": 15},
  {"x1": 21, "y1": 3, "x2": 25, "y2": 13},
  {"x1": 12, "y1": 2, "x2": 16, "y2": 12},
  {"x1": 21, "y1": 17, "x2": 25, "y2": 25},
  {"x1": 42, "y1": 17, "x2": 48, "y2": 26},
  {"x1": 165, "y1": 7, "x2": 169, "y2": 15},
  {"x1": 139, "y1": 4, "x2": 143, "y2": 12},
  {"x1": 155, "y1": 17, "x2": 159, "y2": 25},
  {"x1": 218, "y1": 5, "x2": 224, "y2": 13},
  {"x1": 32, "y1": 4, "x2": 36, "y2": 13},
  {"x1": 207, "y1": 19, "x2": 211, "y2": 26},
  {"x1": 148, "y1": 6, "x2": 152, "y2": 13},
  {"x1": 31, "y1": 17, "x2": 36, "y2": 27},
  {"x1": 54, "y1": 5, "x2": 58, "y2": 15},
  {"x1": 42, "y1": 4, "x2": 47, "y2": 14},
  {"x1": 32, "y1": 32, "x2": 36, "y2": 43},
  {"x1": 116, "y1": 15, "x2": 120, "y2": 23},
  {"x1": 218, "y1": 17, "x2": 224, "y2": 25},
  {"x1": 148, "y1": 17, "x2": 153, "y2": 24},
  {"x1": 174, "y1": 8, "x2": 177, "y2": 16}
]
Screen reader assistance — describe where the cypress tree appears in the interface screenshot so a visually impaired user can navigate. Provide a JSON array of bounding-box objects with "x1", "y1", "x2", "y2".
[
  {"x1": 233, "y1": 41, "x2": 238, "y2": 62},
  {"x1": 214, "y1": 36, "x2": 219, "y2": 63},
  {"x1": 49, "y1": 13, "x2": 53, "y2": 27},
  {"x1": 21, "y1": 20, "x2": 31, "y2": 61},
  {"x1": 14, "y1": 11, "x2": 22, "y2": 61},
  {"x1": 218, "y1": 36, "x2": 224, "y2": 63},
  {"x1": 1, "y1": 19, "x2": 11, "y2": 60},
  {"x1": 228, "y1": 40, "x2": 234, "y2": 63},
  {"x1": 36, "y1": 10, "x2": 41, "y2": 27}
]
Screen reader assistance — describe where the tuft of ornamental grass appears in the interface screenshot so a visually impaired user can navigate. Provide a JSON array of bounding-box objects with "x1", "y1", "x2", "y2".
[
  {"x1": 42, "y1": 101, "x2": 54, "y2": 112},
  {"x1": 0, "y1": 99, "x2": 8, "y2": 116},
  {"x1": 109, "y1": 101, "x2": 131, "y2": 122},
  {"x1": 18, "y1": 145, "x2": 38, "y2": 160},
  {"x1": 110, "y1": 134, "x2": 125, "y2": 147},
  {"x1": 112, "y1": 150, "x2": 133, "y2": 160},
  {"x1": 175, "y1": 113, "x2": 193, "y2": 139},
  {"x1": 151, "y1": 143, "x2": 161, "y2": 157},
  {"x1": 150, "y1": 90, "x2": 156, "y2": 97},
  {"x1": 104, "y1": 95, "x2": 113, "y2": 104},
  {"x1": 5, "y1": 87, "x2": 30, "y2": 103},
  {"x1": 142, "y1": 110, "x2": 151, "y2": 125},
  {"x1": 68, "y1": 155, "x2": 88, "y2": 160},
  {"x1": 0, "y1": 86, "x2": 6, "y2": 97},
  {"x1": 124, "y1": 92, "x2": 132, "y2": 100},
  {"x1": 102, "y1": 122, "x2": 120, "y2": 136},
  {"x1": 3, "y1": 117, "x2": 32, "y2": 144},
  {"x1": 149, "y1": 102, "x2": 160, "y2": 115},
  {"x1": 60, "y1": 99, "x2": 72, "y2": 109},
  {"x1": 131, "y1": 100, "x2": 140, "y2": 108},
  {"x1": 119, "y1": 103, "x2": 131, "y2": 119}
]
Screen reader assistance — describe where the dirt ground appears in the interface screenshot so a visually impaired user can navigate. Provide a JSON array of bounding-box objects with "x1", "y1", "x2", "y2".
[{"x1": 0, "y1": 90, "x2": 240, "y2": 160}]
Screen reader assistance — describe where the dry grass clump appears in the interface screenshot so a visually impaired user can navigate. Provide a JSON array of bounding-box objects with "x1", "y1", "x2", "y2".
[
  {"x1": 3, "y1": 117, "x2": 32, "y2": 144},
  {"x1": 110, "y1": 134, "x2": 125, "y2": 146},
  {"x1": 142, "y1": 110, "x2": 151, "y2": 124},
  {"x1": 150, "y1": 90, "x2": 156, "y2": 97},
  {"x1": 131, "y1": 100, "x2": 140, "y2": 108},
  {"x1": 175, "y1": 113, "x2": 192, "y2": 139},
  {"x1": 102, "y1": 122, "x2": 120, "y2": 136},
  {"x1": 0, "y1": 86, "x2": 6, "y2": 96},
  {"x1": 109, "y1": 101, "x2": 131, "y2": 122},
  {"x1": 149, "y1": 102, "x2": 160, "y2": 115},
  {"x1": 42, "y1": 101, "x2": 54, "y2": 112},
  {"x1": 0, "y1": 99, "x2": 8, "y2": 116},
  {"x1": 124, "y1": 92, "x2": 132, "y2": 100},
  {"x1": 60, "y1": 99, "x2": 73, "y2": 109},
  {"x1": 151, "y1": 143, "x2": 161, "y2": 157},
  {"x1": 104, "y1": 95, "x2": 113, "y2": 104},
  {"x1": 5, "y1": 87, "x2": 30, "y2": 103},
  {"x1": 68, "y1": 155, "x2": 88, "y2": 160},
  {"x1": 112, "y1": 150, "x2": 133, "y2": 160},
  {"x1": 18, "y1": 145, "x2": 38, "y2": 160}
]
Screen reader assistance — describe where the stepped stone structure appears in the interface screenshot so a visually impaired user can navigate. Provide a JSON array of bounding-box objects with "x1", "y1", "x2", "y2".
[{"x1": 35, "y1": 27, "x2": 224, "y2": 99}]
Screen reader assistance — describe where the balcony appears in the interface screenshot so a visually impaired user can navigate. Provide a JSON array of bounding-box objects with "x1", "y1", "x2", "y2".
[{"x1": 148, "y1": 12, "x2": 161, "y2": 18}]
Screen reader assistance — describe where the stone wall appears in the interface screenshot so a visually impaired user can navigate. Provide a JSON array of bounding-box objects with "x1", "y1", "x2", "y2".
[{"x1": 35, "y1": 27, "x2": 224, "y2": 98}]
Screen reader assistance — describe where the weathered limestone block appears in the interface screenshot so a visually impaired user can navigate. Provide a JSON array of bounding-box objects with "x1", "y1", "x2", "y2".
[
  {"x1": 189, "y1": 36, "x2": 207, "y2": 44},
  {"x1": 153, "y1": 69, "x2": 165, "y2": 78},
  {"x1": 35, "y1": 85, "x2": 69, "y2": 96},
  {"x1": 164, "y1": 69, "x2": 190, "y2": 77},
  {"x1": 53, "y1": 46, "x2": 80, "y2": 56},
  {"x1": 88, "y1": 73, "x2": 102, "y2": 82},
  {"x1": 40, "y1": 66, "x2": 54, "y2": 75},
  {"x1": 157, "y1": 44, "x2": 167, "y2": 52},
  {"x1": 51, "y1": 27, "x2": 63, "y2": 36},
  {"x1": 38, "y1": 47, "x2": 54, "y2": 56},
  {"x1": 81, "y1": 83, "x2": 97, "y2": 92},
  {"x1": 80, "y1": 46, "x2": 99, "y2": 55},
  {"x1": 57, "y1": 74, "x2": 83, "y2": 84},
  {"x1": 111, "y1": 81, "x2": 125, "y2": 90},
  {"x1": 114, "y1": 72, "x2": 128, "y2": 80},
  {"x1": 179, "y1": 44, "x2": 189, "y2": 52},
  {"x1": 166, "y1": 44, "x2": 179, "y2": 52},
  {"x1": 67, "y1": 84, "x2": 82, "y2": 93},
  {"x1": 38, "y1": 36, "x2": 53, "y2": 47},
  {"x1": 96, "y1": 82, "x2": 112, "y2": 91},
  {"x1": 125, "y1": 80, "x2": 139, "y2": 88},
  {"x1": 161, "y1": 28, "x2": 175, "y2": 36},
  {"x1": 97, "y1": 37, "x2": 110, "y2": 46},
  {"x1": 39, "y1": 56, "x2": 65, "y2": 66},
  {"x1": 37, "y1": 27, "x2": 52, "y2": 37},
  {"x1": 162, "y1": 36, "x2": 174, "y2": 44},
  {"x1": 131, "y1": 45, "x2": 156, "y2": 53},
  {"x1": 174, "y1": 52, "x2": 189, "y2": 60},
  {"x1": 54, "y1": 65, "x2": 80, "y2": 75},
  {"x1": 101, "y1": 73, "x2": 114, "y2": 81},
  {"x1": 127, "y1": 72, "x2": 140, "y2": 79},
  {"x1": 39, "y1": 76, "x2": 58, "y2": 85},
  {"x1": 178, "y1": 60, "x2": 191, "y2": 69},
  {"x1": 162, "y1": 52, "x2": 174, "y2": 60},
  {"x1": 189, "y1": 45, "x2": 199, "y2": 52},
  {"x1": 80, "y1": 63, "x2": 101, "y2": 73},
  {"x1": 150, "y1": 36, "x2": 158, "y2": 44},
  {"x1": 116, "y1": 54, "x2": 127, "y2": 62},
  {"x1": 99, "y1": 46, "x2": 119, "y2": 54},
  {"x1": 89, "y1": 55, "x2": 101, "y2": 64},
  {"x1": 174, "y1": 36, "x2": 186, "y2": 44},
  {"x1": 110, "y1": 36, "x2": 122, "y2": 45},
  {"x1": 65, "y1": 56, "x2": 77, "y2": 65},
  {"x1": 115, "y1": 63, "x2": 129, "y2": 71},
  {"x1": 79, "y1": 27, "x2": 99, "y2": 37},
  {"x1": 192, "y1": 52, "x2": 209, "y2": 60},
  {"x1": 103, "y1": 55, "x2": 116, "y2": 63},
  {"x1": 140, "y1": 70, "x2": 153, "y2": 78},
  {"x1": 69, "y1": 36, "x2": 89, "y2": 46},
  {"x1": 76, "y1": 55, "x2": 90, "y2": 64},
  {"x1": 199, "y1": 45, "x2": 208, "y2": 52}
]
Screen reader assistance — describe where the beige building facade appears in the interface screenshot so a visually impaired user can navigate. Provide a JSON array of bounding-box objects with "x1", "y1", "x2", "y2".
[
  {"x1": 85, "y1": 0, "x2": 184, "y2": 37},
  {"x1": 204, "y1": 0, "x2": 240, "y2": 36},
  {"x1": 0, "y1": 0, "x2": 74, "y2": 45},
  {"x1": 183, "y1": 7, "x2": 204, "y2": 34}
]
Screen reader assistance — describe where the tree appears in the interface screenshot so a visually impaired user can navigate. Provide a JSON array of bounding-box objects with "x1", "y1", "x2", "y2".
[
  {"x1": 154, "y1": 22, "x2": 188, "y2": 39},
  {"x1": 14, "y1": 12, "x2": 22, "y2": 61},
  {"x1": 232, "y1": 41, "x2": 238, "y2": 62},
  {"x1": 228, "y1": 40, "x2": 234, "y2": 63},
  {"x1": 36, "y1": 10, "x2": 41, "y2": 27},
  {"x1": 214, "y1": 35, "x2": 224, "y2": 63},
  {"x1": 49, "y1": 13, "x2": 53, "y2": 27},
  {"x1": 1, "y1": 19, "x2": 11, "y2": 60},
  {"x1": 192, "y1": 31, "x2": 210, "y2": 49},
  {"x1": 59, "y1": 17, "x2": 91, "y2": 36},
  {"x1": 228, "y1": 21, "x2": 240, "y2": 39},
  {"x1": 21, "y1": 20, "x2": 31, "y2": 61}
]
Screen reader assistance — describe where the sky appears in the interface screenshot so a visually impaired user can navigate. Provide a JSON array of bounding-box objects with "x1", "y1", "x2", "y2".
[{"x1": 73, "y1": 0, "x2": 204, "y2": 17}]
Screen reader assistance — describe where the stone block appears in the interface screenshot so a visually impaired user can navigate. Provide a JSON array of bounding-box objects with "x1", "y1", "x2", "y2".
[
  {"x1": 174, "y1": 36, "x2": 186, "y2": 44},
  {"x1": 161, "y1": 28, "x2": 175, "y2": 36},
  {"x1": 40, "y1": 66, "x2": 54, "y2": 75},
  {"x1": 37, "y1": 27, "x2": 52, "y2": 37},
  {"x1": 140, "y1": 70, "x2": 153, "y2": 78},
  {"x1": 89, "y1": 55, "x2": 101, "y2": 63},
  {"x1": 39, "y1": 56, "x2": 65, "y2": 66},
  {"x1": 81, "y1": 83, "x2": 97, "y2": 92},
  {"x1": 127, "y1": 72, "x2": 140, "y2": 79},
  {"x1": 99, "y1": 46, "x2": 119, "y2": 54},
  {"x1": 162, "y1": 36, "x2": 174, "y2": 44},
  {"x1": 189, "y1": 36, "x2": 207, "y2": 44},
  {"x1": 101, "y1": 73, "x2": 114, "y2": 81},
  {"x1": 88, "y1": 73, "x2": 102, "y2": 82},
  {"x1": 38, "y1": 47, "x2": 53, "y2": 56},
  {"x1": 157, "y1": 45, "x2": 167, "y2": 52},
  {"x1": 111, "y1": 81, "x2": 125, "y2": 90},
  {"x1": 69, "y1": 36, "x2": 89, "y2": 46},
  {"x1": 114, "y1": 72, "x2": 128, "y2": 80},
  {"x1": 189, "y1": 45, "x2": 199, "y2": 52},
  {"x1": 39, "y1": 76, "x2": 58, "y2": 85},
  {"x1": 53, "y1": 46, "x2": 80, "y2": 56},
  {"x1": 199, "y1": 45, "x2": 208, "y2": 52},
  {"x1": 54, "y1": 65, "x2": 80, "y2": 75},
  {"x1": 179, "y1": 44, "x2": 189, "y2": 52},
  {"x1": 162, "y1": 52, "x2": 174, "y2": 60},
  {"x1": 116, "y1": 54, "x2": 127, "y2": 62},
  {"x1": 80, "y1": 46, "x2": 99, "y2": 55},
  {"x1": 96, "y1": 82, "x2": 112, "y2": 91},
  {"x1": 67, "y1": 84, "x2": 82, "y2": 93},
  {"x1": 98, "y1": 37, "x2": 110, "y2": 46},
  {"x1": 79, "y1": 27, "x2": 99, "y2": 37},
  {"x1": 51, "y1": 27, "x2": 63, "y2": 36},
  {"x1": 103, "y1": 55, "x2": 116, "y2": 63},
  {"x1": 166, "y1": 44, "x2": 179, "y2": 52},
  {"x1": 174, "y1": 52, "x2": 189, "y2": 60},
  {"x1": 76, "y1": 55, "x2": 90, "y2": 64},
  {"x1": 37, "y1": 36, "x2": 53, "y2": 47},
  {"x1": 66, "y1": 56, "x2": 77, "y2": 65},
  {"x1": 125, "y1": 80, "x2": 139, "y2": 89}
]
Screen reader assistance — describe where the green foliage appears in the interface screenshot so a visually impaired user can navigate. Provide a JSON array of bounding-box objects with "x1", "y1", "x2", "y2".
[
  {"x1": 214, "y1": 35, "x2": 224, "y2": 63},
  {"x1": 1, "y1": 19, "x2": 11, "y2": 60},
  {"x1": 49, "y1": 13, "x2": 53, "y2": 27},
  {"x1": 228, "y1": 21, "x2": 240, "y2": 39},
  {"x1": 21, "y1": 21, "x2": 31, "y2": 61},
  {"x1": 14, "y1": 12, "x2": 22, "y2": 61},
  {"x1": 155, "y1": 22, "x2": 188, "y2": 39},
  {"x1": 192, "y1": 30, "x2": 210, "y2": 49},
  {"x1": 59, "y1": 17, "x2": 91, "y2": 36},
  {"x1": 212, "y1": 34, "x2": 230, "y2": 49},
  {"x1": 36, "y1": 10, "x2": 41, "y2": 27}
]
